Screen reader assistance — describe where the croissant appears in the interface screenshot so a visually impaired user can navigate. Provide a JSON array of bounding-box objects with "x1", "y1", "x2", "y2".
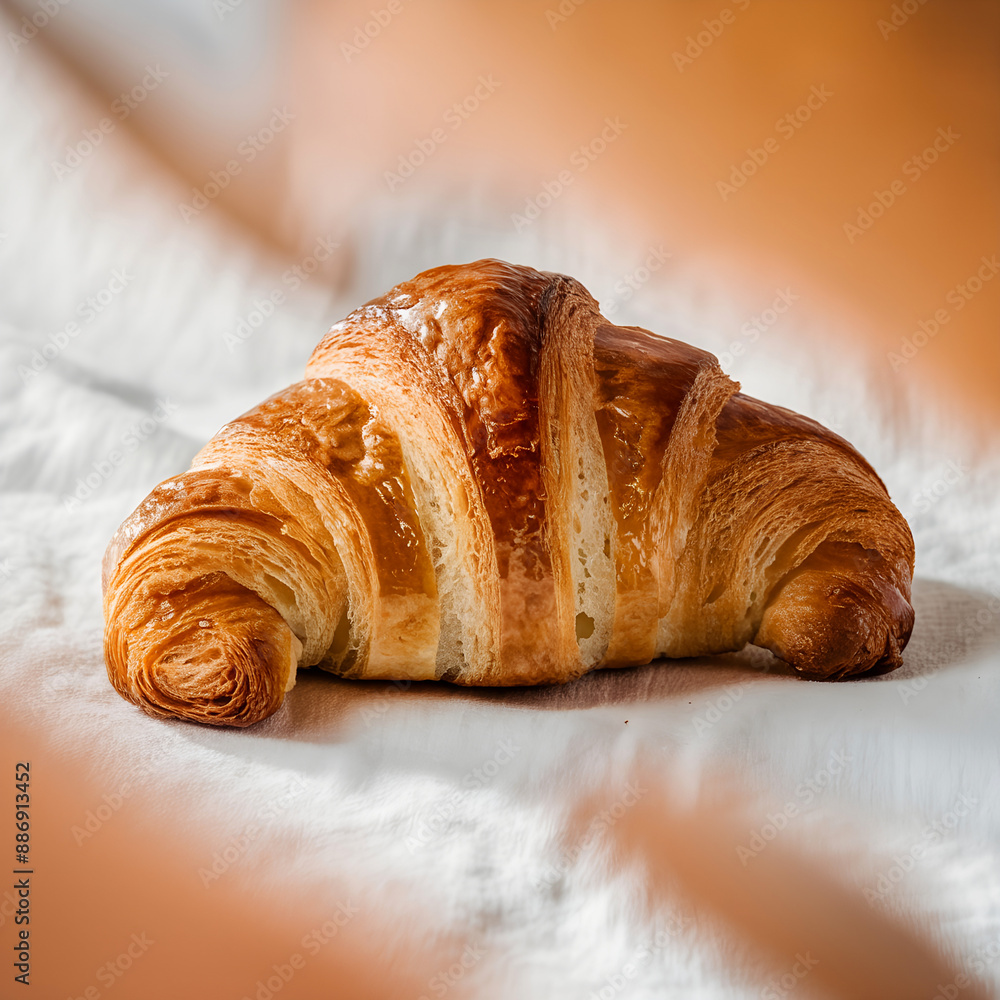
[{"x1": 102, "y1": 259, "x2": 915, "y2": 726}]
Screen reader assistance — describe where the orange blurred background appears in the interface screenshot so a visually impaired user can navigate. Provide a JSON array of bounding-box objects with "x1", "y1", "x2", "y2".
[{"x1": 13, "y1": 0, "x2": 999, "y2": 422}]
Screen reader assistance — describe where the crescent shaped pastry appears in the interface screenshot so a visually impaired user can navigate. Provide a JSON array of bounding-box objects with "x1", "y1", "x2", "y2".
[{"x1": 103, "y1": 260, "x2": 915, "y2": 726}]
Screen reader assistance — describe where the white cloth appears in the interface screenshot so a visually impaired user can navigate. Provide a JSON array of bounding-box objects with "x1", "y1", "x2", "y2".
[{"x1": 2, "y1": 21, "x2": 999, "y2": 1000}]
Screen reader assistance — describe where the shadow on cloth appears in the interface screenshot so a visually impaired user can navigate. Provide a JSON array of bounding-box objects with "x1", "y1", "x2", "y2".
[{"x1": 229, "y1": 576, "x2": 998, "y2": 745}]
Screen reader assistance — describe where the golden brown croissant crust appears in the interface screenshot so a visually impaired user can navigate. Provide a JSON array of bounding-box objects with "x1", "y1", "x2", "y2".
[{"x1": 103, "y1": 260, "x2": 915, "y2": 725}]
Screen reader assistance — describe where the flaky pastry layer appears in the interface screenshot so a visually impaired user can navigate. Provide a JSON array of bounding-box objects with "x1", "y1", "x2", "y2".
[{"x1": 103, "y1": 260, "x2": 915, "y2": 725}]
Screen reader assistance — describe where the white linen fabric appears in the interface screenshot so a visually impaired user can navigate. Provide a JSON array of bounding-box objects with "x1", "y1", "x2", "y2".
[{"x1": 2, "y1": 20, "x2": 999, "y2": 1000}]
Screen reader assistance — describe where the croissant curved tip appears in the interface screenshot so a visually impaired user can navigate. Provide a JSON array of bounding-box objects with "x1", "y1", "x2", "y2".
[
  {"x1": 109, "y1": 574, "x2": 302, "y2": 727},
  {"x1": 139, "y1": 639, "x2": 287, "y2": 727},
  {"x1": 756, "y1": 567, "x2": 914, "y2": 682}
]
